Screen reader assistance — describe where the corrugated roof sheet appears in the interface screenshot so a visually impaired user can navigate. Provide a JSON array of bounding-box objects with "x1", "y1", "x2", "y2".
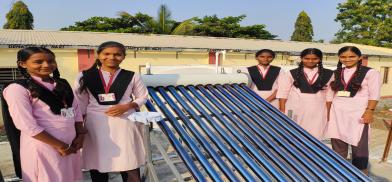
[{"x1": 0, "y1": 29, "x2": 391, "y2": 56}]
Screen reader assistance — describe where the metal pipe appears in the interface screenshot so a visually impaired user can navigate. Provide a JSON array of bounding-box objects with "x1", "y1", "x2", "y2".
[
  {"x1": 145, "y1": 62, "x2": 151, "y2": 75},
  {"x1": 226, "y1": 84, "x2": 350, "y2": 179},
  {"x1": 149, "y1": 87, "x2": 222, "y2": 181},
  {"x1": 381, "y1": 120, "x2": 392, "y2": 162},
  {"x1": 145, "y1": 84, "x2": 371, "y2": 181},
  {"x1": 154, "y1": 140, "x2": 185, "y2": 182},
  {"x1": 221, "y1": 50, "x2": 226, "y2": 74},
  {"x1": 236, "y1": 84, "x2": 369, "y2": 178},
  {"x1": 208, "y1": 84, "x2": 327, "y2": 180},
  {"x1": 143, "y1": 124, "x2": 159, "y2": 182},
  {"x1": 162, "y1": 87, "x2": 239, "y2": 181},
  {"x1": 216, "y1": 84, "x2": 338, "y2": 181},
  {"x1": 195, "y1": 85, "x2": 282, "y2": 181},
  {"x1": 236, "y1": 84, "x2": 371, "y2": 181},
  {"x1": 188, "y1": 85, "x2": 272, "y2": 181},
  {"x1": 215, "y1": 52, "x2": 219, "y2": 74},
  {"x1": 176, "y1": 86, "x2": 256, "y2": 181},
  {"x1": 146, "y1": 93, "x2": 206, "y2": 182},
  {"x1": 211, "y1": 85, "x2": 317, "y2": 181}
]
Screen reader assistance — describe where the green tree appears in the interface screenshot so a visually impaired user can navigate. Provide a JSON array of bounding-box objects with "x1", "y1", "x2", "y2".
[
  {"x1": 171, "y1": 17, "x2": 196, "y2": 35},
  {"x1": 61, "y1": 4, "x2": 194, "y2": 35},
  {"x1": 61, "y1": 6, "x2": 276, "y2": 40},
  {"x1": 191, "y1": 15, "x2": 276, "y2": 39},
  {"x1": 334, "y1": 0, "x2": 392, "y2": 47},
  {"x1": 148, "y1": 4, "x2": 195, "y2": 35},
  {"x1": 156, "y1": 4, "x2": 174, "y2": 34},
  {"x1": 290, "y1": 11, "x2": 313, "y2": 42},
  {"x1": 3, "y1": 1, "x2": 34, "y2": 29},
  {"x1": 61, "y1": 13, "x2": 155, "y2": 33}
]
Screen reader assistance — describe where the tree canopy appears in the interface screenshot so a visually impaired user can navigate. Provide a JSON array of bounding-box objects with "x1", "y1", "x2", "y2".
[
  {"x1": 3, "y1": 1, "x2": 34, "y2": 29},
  {"x1": 60, "y1": 12, "x2": 155, "y2": 33},
  {"x1": 334, "y1": 0, "x2": 392, "y2": 47},
  {"x1": 61, "y1": 5, "x2": 276, "y2": 40},
  {"x1": 290, "y1": 11, "x2": 313, "y2": 42},
  {"x1": 190, "y1": 15, "x2": 276, "y2": 39}
]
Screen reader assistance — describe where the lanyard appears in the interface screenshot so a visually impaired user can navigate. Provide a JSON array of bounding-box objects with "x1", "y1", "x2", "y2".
[
  {"x1": 257, "y1": 65, "x2": 270, "y2": 80},
  {"x1": 98, "y1": 69, "x2": 115, "y2": 94},
  {"x1": 340, "y1": 68, "x2": 355, "y2": 91},
  {"x1": 304, "y1": 72, "x2": 318, "y2": 85}
]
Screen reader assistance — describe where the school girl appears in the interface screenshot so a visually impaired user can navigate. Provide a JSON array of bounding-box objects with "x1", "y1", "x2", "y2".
[
  {"x1": 325, "y1": 46, "x2": 381, "y2": 175},
  {"x1": 277, "y1": 48, "x2": 334, "y2": 140},
  {"x1": 74, "y1": 41, "x2": 148, "y2": 182},
  {"x1": 247, "y1": 49, "x2": 284, "y2": 108},
  {"x1": 2, "y1": 47, "x2": 84, "y2": 182}
]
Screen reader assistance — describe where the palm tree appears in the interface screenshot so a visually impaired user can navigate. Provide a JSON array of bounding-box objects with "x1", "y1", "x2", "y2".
[
  {"x1": 117, "y1": 11, "x2": 155, "y2": 32},
  {"x1": 171, "y1": 17, "x2": 196, "y2": 35},
  {"x1": 118, "y1": 4, "x2": 195, "y2": 35},
  {"x1": 156, "y1": 4, "x2": 172, "y2": 34}
]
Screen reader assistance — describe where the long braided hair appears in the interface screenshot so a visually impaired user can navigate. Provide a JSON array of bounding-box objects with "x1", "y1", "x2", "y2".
[
  {"x1": 78, "y1": 41, "x2": 126, "y2": 93},
  {"x1": 330, "y1": 46, "x2": 363, "y2": 91},
  {"x1": 17, "y1": 47, "x2": 73, "y2": 101},
  {"x1": 293, "y1": 48, "x2": 326, "y2": 90}
]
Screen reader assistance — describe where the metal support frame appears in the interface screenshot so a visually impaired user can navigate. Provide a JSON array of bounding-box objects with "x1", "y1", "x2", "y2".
[
  {"x1": 153, "y1": 140, "x2": 185, "y2": 182},
  {"x1": 382, "y1": 119, "x2": 392, "y2": 162},
  {"x1": 142, "y1": 124, "x2": 159, "y2": 182},
  {"x1": 145, "y1": 84, "x2": 371, "y2": 181},
  {"x1": 142, "y1": 123, "x2": 185, "y2": 182}
]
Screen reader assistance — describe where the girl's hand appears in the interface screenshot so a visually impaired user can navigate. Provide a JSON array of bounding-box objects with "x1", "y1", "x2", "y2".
[
  {"x1": 71, "y1": 134, "x2": 85, "y2": 152},
  {"x1": 105, "y1": 103, "x2": 133, "y2": 117},
  {"x1": 266, "y1": 97, "x2": 275, "y2": 102},
  {"x1": 279, "y1": 98, "x2": 287, "y2": 113},
  {"x1": 361, "y1": 110, "x2": 374, "y2": 124},
  {"x1": 57, "y1": 143, "x2": 74, "y2": 156}
]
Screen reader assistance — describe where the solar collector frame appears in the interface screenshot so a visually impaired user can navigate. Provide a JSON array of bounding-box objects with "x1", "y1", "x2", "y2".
[{"x1": 146, "y1": 83, "x2": 371, "y2": 182}]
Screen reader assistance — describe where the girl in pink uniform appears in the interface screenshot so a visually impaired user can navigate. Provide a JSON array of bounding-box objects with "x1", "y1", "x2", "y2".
[
  {"x1": 325, "y1": 46, "x2": 381, "y2": 175},
  {"x1": 74, "y1": 41, "x2": 148, "y2": 182},
  {"x1": 277, "y1": 48, "x2": 334, "y2": 140},
  {"x1": 2, "y1": 47, "x2": 84, "y2": 182},
  {"x1": 247, "y1": 49, "x2": 284, "y2": 108}
]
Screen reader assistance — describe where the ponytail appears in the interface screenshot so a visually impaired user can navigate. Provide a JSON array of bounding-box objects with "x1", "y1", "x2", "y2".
[
  {"x1": 293, "y1": 61, "x2": 304, "y2": 88},
  {"x1": 17, "y1": 65, "x2": 39, "y2": 98},
  {"x1": 78, "y1": 59, "x2": 100, "y2": 93},
  {"x1": 330, "y1": 62, "x2": 343, "y2": 91},
  {"x1": 51, "y1": 68, "x2": 74, "y2": 106}
]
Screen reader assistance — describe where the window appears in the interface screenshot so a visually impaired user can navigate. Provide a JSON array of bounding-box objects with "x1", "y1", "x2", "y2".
[
  {"x1": 382, "y1": 67, "x2": 390, "y2": 84},
  {"x1": 0, "y1": 68, "x2": 22, "y2": 95}
]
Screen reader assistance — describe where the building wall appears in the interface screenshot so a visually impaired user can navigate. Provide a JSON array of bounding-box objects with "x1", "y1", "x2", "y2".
[
  {"x1": 368, "y1": 60, "x2": 392, "y2": 97},
  {"x1": 0, "y1": 49, "x2": 19, "y2": 67},
  {"x1": 0, "y1": 49, "x2": 80, "y2": 83},
  {"x1": 121, "y1": 51, "x2": 209, "y2": 71},
  {"x1": 0, "y1": 48, "x2": 391, "y2": 97},
  {"x1": 54, "y1": 49, "x2": 79, "y2": 84}
]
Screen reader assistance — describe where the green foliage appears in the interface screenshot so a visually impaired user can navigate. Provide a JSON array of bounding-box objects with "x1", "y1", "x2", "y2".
[
  {"x1": 335, "y1": 0, "x2": 392, "y2": 48},
  {"x1": 61, "y1": 5, "x2": 276, "y2": 40},
  {"x1": 3, "y1": 1, "x2": 34, "y2": 29},
  {"x1": 171, "y1": 17, "x2": 196, "y2": 35},
  {"x1": 61, "y1": 12, "x2": 155, "y2": 33},
  {"x1": 156, "y1": 4, "x2": 174, "y2": 34},
  {"x1": 191, "y1": 15, "x2": 276, "y2": 39},
  {"x1": 291, "y1": 11, "x2": 313, "y2": 42},
  {"x1": 314, "y1": 39, "x2": 325, "y2": 43}
]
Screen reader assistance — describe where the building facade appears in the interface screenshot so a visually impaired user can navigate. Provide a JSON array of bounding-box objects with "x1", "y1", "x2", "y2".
[{"x1": 0, "y1": 29, "x2": 391, "y2": 97}]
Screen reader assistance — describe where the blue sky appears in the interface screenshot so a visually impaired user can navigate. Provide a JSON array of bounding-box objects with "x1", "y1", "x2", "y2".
[{"x1": 0, "y1": 0, "x2": 345, "y2": 41}]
